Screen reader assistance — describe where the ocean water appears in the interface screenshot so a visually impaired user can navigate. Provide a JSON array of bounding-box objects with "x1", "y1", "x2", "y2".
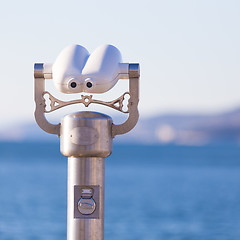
[{"x1": 0, "y1": 142, "x2": 240, "y2": 240}]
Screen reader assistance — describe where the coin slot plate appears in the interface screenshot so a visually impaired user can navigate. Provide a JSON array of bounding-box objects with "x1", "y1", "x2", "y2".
[{"x1": 74, "y1": 185, "x2": 100, "y2": 219}]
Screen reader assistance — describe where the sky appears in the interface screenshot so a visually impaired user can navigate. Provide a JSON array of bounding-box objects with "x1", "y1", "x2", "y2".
[{"x1": 0, "y1": 0, "x2": 240, "y2": 129}]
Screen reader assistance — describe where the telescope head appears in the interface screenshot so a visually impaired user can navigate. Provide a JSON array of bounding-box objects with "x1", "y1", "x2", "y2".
[
  {"x1": 34, "y1": 44, "x2": 139, "y2": 138},
  {"x1": 52, "y1": 44, "x2": 128, "y2": 94}
]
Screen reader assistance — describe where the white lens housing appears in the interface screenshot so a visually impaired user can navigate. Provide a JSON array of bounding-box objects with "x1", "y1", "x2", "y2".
[{"x1": 51, "y1": 44, "x2": 129, "y2": 94}]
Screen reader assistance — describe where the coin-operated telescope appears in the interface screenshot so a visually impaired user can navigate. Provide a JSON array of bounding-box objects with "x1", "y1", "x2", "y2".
[{"x1": 34, "y1": 44, "x2": 139, "y2": 240}]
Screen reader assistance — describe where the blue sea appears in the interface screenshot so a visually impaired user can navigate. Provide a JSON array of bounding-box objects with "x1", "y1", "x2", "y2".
[{"x1": 0, "y1": 142, "x2": 240, "y2": 240}]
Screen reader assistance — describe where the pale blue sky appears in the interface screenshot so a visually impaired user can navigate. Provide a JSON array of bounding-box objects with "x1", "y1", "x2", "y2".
[{"x1": 0, "y1": 0, "x2": 240, "y2": 128}]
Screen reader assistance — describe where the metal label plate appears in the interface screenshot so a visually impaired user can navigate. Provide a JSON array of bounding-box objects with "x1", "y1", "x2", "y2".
[
  {"x1": 70, "y1": 127, "x2": 99, "y2": 145},
  {"x1": 74, "y1": 185, "x2": 100, "y2": 219}
]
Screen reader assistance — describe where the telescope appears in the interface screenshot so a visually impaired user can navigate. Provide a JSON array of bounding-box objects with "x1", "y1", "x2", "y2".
[{"x1": 34, "y1": 44, "x2": 139, "y2": 240}]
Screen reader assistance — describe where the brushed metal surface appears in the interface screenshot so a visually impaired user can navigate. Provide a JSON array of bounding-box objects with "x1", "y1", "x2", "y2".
[
  {"x1": 129, "y1": 63, "x2": 140, "y2": 78},
  {"x1": 68, "y1": 157, "x2": 105, "y2": 240},
  {"x1": 60, "y1": 112, "x2": 113, "y2": 157},
  {"x1": 112, "y1": 76, "x2": 139, "y2": 137},
  {"x1": 70, "y1": 127, "x2": 99, "y2": 145},
  {"x1": 34, "y1": 63, "x2": 44, "y2": 78}
]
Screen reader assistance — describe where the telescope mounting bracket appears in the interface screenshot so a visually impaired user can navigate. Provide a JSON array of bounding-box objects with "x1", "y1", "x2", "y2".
[{"x1": 34, "y1": 63, "x2": 139, "y2": 138}]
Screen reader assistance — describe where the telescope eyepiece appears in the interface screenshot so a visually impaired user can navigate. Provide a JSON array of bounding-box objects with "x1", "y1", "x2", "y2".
[
  {"x1": 86, "y1": 82, "x2": 92, "y2": 88},
  {"x1": 70, "y1": 82, "x2": 77, "y2": 88}
]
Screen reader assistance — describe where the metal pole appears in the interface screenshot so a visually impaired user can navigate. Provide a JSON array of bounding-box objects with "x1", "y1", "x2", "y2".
[
  {"x1": 67, "y1": 157, "x2": 105, "y2": 240},
  {"x1": 60, "y1": 111, "x2": 112, "y2": 240}
]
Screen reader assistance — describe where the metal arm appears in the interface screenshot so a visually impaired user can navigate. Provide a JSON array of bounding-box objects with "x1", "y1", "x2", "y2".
[
  {"x1": 34, "y1": 63, "x2": 60, "y2": 136},
  {"x1": 112, "y1": 64, "x2": 139, "y2": 137}
]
